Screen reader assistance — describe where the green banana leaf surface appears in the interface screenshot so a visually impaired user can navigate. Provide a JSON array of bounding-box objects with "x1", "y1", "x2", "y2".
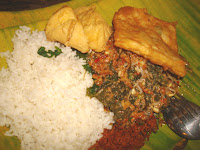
[{"x1": 0, "y1": 0, "x2": 200, "y2": 149}]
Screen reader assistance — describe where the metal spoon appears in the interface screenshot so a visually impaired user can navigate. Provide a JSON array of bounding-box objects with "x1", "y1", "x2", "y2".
[{"x1": 162, "y1": 93, "x2": 200, "y2": 140}]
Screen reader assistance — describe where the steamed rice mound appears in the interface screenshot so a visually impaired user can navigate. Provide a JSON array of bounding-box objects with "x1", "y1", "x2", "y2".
[{"x1": 0, "y1": 26, "x2": 114, "y2": 150}]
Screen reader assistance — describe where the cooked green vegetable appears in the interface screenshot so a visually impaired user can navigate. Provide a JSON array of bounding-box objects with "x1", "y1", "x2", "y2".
[
  {"x1": 83, "y1": 64, "x2": 93, "y2": 74},
  {"x1": 37, "y1": 46, "x2": 62, "y2": 58},
  {"x1": 72, "y1": 48, "x2": 93, "y2": 74},
  {"x1": 73, "y1": 48, "x2": 87, "y2": 60},
  {"x1": 86, "y1": 40, "x2": 180, "y2": 125}
]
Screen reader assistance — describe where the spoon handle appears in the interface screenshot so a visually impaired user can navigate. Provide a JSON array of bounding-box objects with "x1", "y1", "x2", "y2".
[{"x1": 172, "y1": 138, "x2": 188, "y2": 150}]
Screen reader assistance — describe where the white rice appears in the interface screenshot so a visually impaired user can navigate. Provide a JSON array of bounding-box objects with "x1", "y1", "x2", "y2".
[{"x1": 0, "y1": 26, "x2": 114, "y2": 150}]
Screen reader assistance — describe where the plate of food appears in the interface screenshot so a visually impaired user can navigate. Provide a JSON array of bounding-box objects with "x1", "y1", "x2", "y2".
[{"x1": 0, "y1": 0, "x2": 199, "y2": 150}]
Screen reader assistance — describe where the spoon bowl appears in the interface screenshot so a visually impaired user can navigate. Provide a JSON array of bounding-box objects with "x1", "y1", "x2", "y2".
[{"x1": 162, "y1": 93, "x2": 200, "y2": 140}]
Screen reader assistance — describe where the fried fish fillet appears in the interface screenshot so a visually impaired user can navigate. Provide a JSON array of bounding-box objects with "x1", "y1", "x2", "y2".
[{"x1": 113, "y1": 6, "x2": 186, "y2": 77}]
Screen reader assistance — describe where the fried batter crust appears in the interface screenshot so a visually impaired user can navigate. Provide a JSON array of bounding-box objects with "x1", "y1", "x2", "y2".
[
  {"x1": 75, "y1": 5, "x2": 112, "y2": 52},
  {"x1": 45, "y1": 5, "x2": 112, "y2": 53},
  {"x1": 113, "y1": 6, "x2": 186, "y2": 77},
  {"x1": 45, "y1": 6, "x2": 77, "y2": 44}
]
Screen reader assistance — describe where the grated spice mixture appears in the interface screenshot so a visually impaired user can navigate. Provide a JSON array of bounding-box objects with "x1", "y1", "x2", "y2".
[{"x1": 89, "y1": 116, "x2": 158, "y2": 150}]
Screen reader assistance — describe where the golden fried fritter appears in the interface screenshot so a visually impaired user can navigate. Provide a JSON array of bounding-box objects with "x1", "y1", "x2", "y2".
[
  {"x1": 113, "y1": 6, "x2": 186, "y2": 77},
  {"x1": 45, "y1": 5, "x2": 112, "y2": 53},
  {"x1": 68, "y1": 21, "x2": 89, "y2": 53},
  {"x1": 75, "y1": 5, "x2": 112, "y2": 52},
  {"x1": 45, "y1": 6, "x2": 77, "y2": 44}
]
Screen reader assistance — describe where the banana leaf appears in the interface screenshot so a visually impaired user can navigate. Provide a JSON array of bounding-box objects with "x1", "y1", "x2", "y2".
[{"x1": 0, "y1": 0, "x2": 199, "y2": 149}]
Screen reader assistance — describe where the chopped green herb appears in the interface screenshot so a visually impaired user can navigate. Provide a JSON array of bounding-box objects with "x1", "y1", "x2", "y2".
[
  {"x1": 83, "y1": 64, "x2": 93, "y2": 74},
  {"x1": 71, "y1": 48, "x2": 94, "y2": 74},
  {"x1": 87, "y1": 84, "x2": 100, "y2": 97},
  {"x1": 37, "y1": 46, "x2": 62, "y2": 58},
  {"x1": 72, "y1": 48, "x2": 87, "y2": 60}
]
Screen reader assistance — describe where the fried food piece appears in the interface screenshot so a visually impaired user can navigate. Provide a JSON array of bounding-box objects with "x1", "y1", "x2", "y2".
[
  {"x1": 113, "y1": 6, "x2": 186, "y2": 77},
  {"x1": 68, "y1": 21, "x2": 89, "y2": 53},
  {"x1": 45, "y1": 6, "x2": 89, "y2": 53},
  {"x1": 75, "y1": 5, "x2": 112, "y2": 52},
  {"x1": 45, "y1": 6, "x2": 77, "y2": 44},
  {"x1": 45, "y1": 5, "x2": 112, "y2": 53}
]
